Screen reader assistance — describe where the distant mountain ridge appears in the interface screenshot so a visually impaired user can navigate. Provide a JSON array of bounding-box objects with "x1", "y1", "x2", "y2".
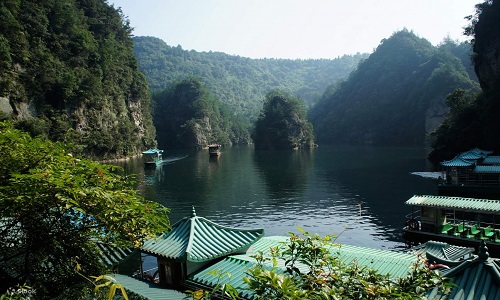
[{"x1": 132, "y1": 36, "x2": 367, "y2": 123}]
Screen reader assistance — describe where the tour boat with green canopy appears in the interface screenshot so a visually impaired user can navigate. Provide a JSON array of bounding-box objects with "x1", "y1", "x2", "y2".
[
  {"x1": 142, "y1": 148, "x2": 163, "y2": 167},
  {"x1": 403, "y1": 194, "x2": 500, "y2": 257}
]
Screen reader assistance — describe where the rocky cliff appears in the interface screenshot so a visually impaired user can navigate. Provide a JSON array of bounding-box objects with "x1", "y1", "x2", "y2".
[{"x1": 0, "y1": 0, "x2": 156, "y2": 159}]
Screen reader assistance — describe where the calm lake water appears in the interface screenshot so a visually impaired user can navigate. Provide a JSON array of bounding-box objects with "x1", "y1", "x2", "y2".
[{"x1": 117, "y1": 145, "x2": 438, "y2": 252}]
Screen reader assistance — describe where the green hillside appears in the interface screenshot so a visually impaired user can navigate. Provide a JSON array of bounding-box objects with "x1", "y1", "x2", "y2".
[
  {"x1": 430, "y1": 0, "x2": 500, "y2": 160},
  {"x1": 133, "y1": 36, "x2": 367, "y2": 123},
  {"x1": 153, "y1": 77, "x2": 250, "y2": 149},
  {"x1": 0, "y1": 0, "x2": 155, "y2": 159},
  {"x1": 309, "y1": 29, "x2": 480, "y2": 146}
]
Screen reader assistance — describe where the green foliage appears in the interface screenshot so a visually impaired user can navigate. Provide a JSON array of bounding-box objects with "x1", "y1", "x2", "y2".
[
  {"x1": 0, "y1": 284, "x2": 35, "y2": 300},
  {"x1": 244, "y1": 229, "x2": 450, "y2": 299},
  {"x1": 309, "y1": 29, "x2": 479, "y2": 146},
  {"x1": 153, "y1": 77, "x2": 248, "y2": 148},
  {"x1": 133, "y1": 36, "x2": 367, "y2": 125},
  {"x1": 0, "y1": 122, "x2": 171, "y2": 298},
  {"x1": 430, "y1": 0, "x2": 500, "y2": 160},
  {"x1": 253, "y1": 90, "x2": 315, "y2": 150},
  {"x1": 90, "y1": 275, "x2": 129, "y2": 300},
  {"x1": 0, "y1": 0, "x2": 156, "y2": 159}
]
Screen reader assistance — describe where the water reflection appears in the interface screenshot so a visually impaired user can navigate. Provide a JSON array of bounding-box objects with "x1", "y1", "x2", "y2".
[
  {"x1": 311, "y1": 146, "x2": 437, "y2": 246},
  {"x1": 113, "y1": 145, "x2": 437, "y2": 251},
  {"x1": 253, "y1": 149, "x2": 313, "y2": 200}
]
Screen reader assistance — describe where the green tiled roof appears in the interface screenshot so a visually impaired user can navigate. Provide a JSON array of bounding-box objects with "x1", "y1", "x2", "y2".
[
  {"x1": 483, "y1": 156, "x2": 500, "y2": 165},
  {"x1": 440, "y1": 156, "x2": 475, "y2": 167},
  {"x1": 471, "y1": 147, "x2": 494, "y2": 155},
  {"x1": 427, "y1": 242, "x2": 500, "y2": 299},
  {"x1": 249, "y1": 236, "x2": 417, "y2": 277},
  {"x1": 420, "y1": 241, "x2": 474, "y2": 261},
  {"x1": 109, "y1": 274, "x2": 186, "y2": 299},
  {"x1": 459, "y1": 150, "x2": 486, "y2": 160},
  {"x1": 474, "y1": 165, "x2": 500, "y2": 174},
  {"x1": 96, "y1": 243, "x2": 135, "y2": 267},
  {"x1": 186, "y1": 255, "x2": 257, "y2": 299},
  {"x1": 405, "y1": 195, "x2": 500, "y2": 213},
  {"x1": 333, "y1": 244, "x2": 417, "y2": 278},
  {"x1": 141, "y1": 209, "x2": 264, "y2": 262},
  {"x1": 414, "y1": 241, "x2": 475, "y2": 267},
  {"x1": 186, "y1": 236, "x2": 418, "y2": 299}
]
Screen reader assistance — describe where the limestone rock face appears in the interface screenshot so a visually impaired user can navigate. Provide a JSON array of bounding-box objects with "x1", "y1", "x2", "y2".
[
  {"x1": 425, "y1": 96, "x2": 449, "y2": 137},
  {"x1": 474, "y1": 42, "x2": 500, "y2": 91}
]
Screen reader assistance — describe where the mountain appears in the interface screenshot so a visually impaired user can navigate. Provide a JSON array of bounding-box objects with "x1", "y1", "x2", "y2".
[
  {"x1": 253, "y1": 90, "x2": 315, "y2": 150},
  {"x1": 430, "y1": 0, "x2": 500, "y2": 160},
  {"x1": 132, "y1": 36, "x2": 367, "y2": 124},
  {"x1": 153, "y1": 77, "x2": 250, "y2": 149},
  {"x1": 0, "y1": 0, "x2": 156, "y2": 159},
  {"x1": 309, "y1": 29, "x2": 480, "y2": 146}
]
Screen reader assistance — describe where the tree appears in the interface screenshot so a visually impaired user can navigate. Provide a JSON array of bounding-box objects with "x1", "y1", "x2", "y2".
[
  {"x1": 253, "y1": 90, "x2": 315, "y2": 150},
  {"x1": 0, "y1": 122, "x2": 171, "y2": 299}
]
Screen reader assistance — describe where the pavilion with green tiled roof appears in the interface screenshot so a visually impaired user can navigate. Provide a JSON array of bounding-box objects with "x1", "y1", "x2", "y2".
[
  {"x1": 427, "y1": 241, "x2": 500, "y2": 299},
  {"x1": 139, "y1": 207, "x2": 264, "y2": 288}
]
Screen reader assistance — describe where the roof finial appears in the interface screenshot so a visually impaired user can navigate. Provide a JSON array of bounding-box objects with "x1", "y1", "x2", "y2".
[
  {"x1": 191, "y1": 206, "x2": 196, "y2": 217},
  {"x1": 478, "y1": 240, "x2": 489, "y2": 260}
]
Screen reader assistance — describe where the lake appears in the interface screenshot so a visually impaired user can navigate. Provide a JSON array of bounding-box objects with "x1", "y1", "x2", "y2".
[{"x1": 117, "y1": 145, "x2": 438, "y2": 252}]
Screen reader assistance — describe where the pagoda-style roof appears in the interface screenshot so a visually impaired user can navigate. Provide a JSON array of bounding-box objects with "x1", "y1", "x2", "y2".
[
  {"x1": 459, "y1": 150, "x2": 486, "y2": 160},
  {"x1": 482, "y1": 156, "x2": 500, "y2": 165},
  {"x1": 406, "y1": 195, "x2": 500, "y2": 213},
  {"x1": 474, "y1": 165, "x2": 500, "y2": 174},
  {"x1": 470, "y1": 147, "x2": 494, "y2": 156},
  {"x1": 140, "y1": 208, "x2": 264, "y2": 262},
  {"x1": 440, "y1": 156, "x2": 475, "y2": 167},
  {"x1": 418, "y1": 241, "x2": 474, "y2": 267},
  {"x1": 427, "y1": 241, "x2": 500, "y2": 299}
]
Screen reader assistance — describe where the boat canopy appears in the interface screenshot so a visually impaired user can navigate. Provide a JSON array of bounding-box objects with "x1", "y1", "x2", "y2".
[
  {"x1": 142, "y1": 148, "x2": 163, "y2": 155},
  {"x1": 405, "y1": 195, "x2": 500, "y2": 213},
  {"x1": 440, "y1": 156, "x2": 475, "y2": 167}
]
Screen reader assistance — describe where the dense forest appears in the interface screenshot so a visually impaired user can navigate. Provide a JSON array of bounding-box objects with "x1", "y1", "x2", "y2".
[
  {"x1": 309, "y1": 30, "x2": 480, "y2": 146},
  {"x1": 133, "y1": 36, "x2": 367, "y2": 124},
  {"x1": 0, "y1": 0, "x2": 156, "y2": 159},
  {"x1": 430, "y1": 0, "x2": 500, "y2": 160},
  {"x1": 153, "y1": 77, "x2": 250, "y2": 149},
  {"x1": 253, "y1": 90, "x2": 315, "y2": 150}
]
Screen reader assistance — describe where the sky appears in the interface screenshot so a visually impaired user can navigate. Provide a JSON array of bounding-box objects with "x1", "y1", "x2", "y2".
[{"x1": 109, "y1": 0, "x2": 478, "y2": 59}]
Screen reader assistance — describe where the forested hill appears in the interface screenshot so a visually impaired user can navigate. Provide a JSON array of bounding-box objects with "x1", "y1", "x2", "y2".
[
  {"x1": 133, "y1": 36, "x2": 367, "y2": 122},
  {"x1": 0, "y1": 0, "x2": 156, "y2": 159},
  {"x1": 430, "y1": 0, "x2": 500, "y2": 160},
  {"x1": 309, "y1": 29, "x2": 480, "y2": 146}
]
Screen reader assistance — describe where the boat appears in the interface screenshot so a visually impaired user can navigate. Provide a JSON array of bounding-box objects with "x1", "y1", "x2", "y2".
[
  {"x1": 438, "y1": 148, "x2": 500, "y2": 199},
  {"x1": 403, "y1": 194, "x2": 500, "y2": 257},
  {"x1": 208, "y1": 144, "x2": 221, "y2": 157},
  {"x1": 142, "y1": 148, "x2": 163, "y2": 167}
]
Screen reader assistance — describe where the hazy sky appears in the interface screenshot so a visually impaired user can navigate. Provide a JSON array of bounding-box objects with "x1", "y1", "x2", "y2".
[{"x1": 109, "y1": 0, "x2": 478, "y2": 59}]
